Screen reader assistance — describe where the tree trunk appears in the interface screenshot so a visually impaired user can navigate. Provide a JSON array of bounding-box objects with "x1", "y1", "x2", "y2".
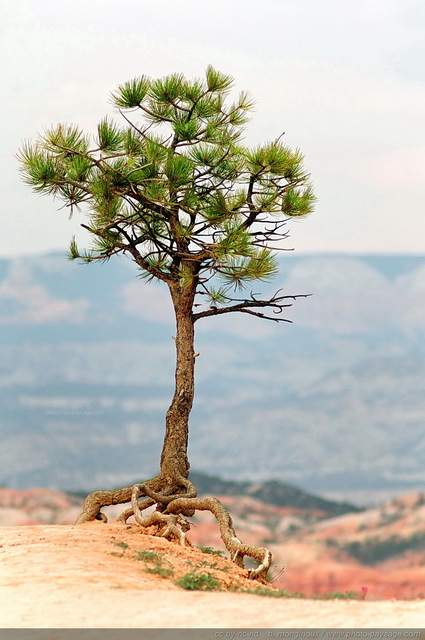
[
  {"x1": 159, "y1": 279, "x2": 196, "y2": 485},
  {"x1": 75, "y1": 270, "x2": 273, "y2": 580}
]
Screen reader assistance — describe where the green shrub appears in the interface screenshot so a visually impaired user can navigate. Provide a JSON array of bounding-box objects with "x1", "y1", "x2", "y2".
[
  {"x1": 145, "y1": 563, "x2": 174, "y2": 578},
  {"x1": 136, "y1": 550, "x2": 174, "y2": 578},
  {"x1": 197, "y1": 546, "x2": 224, "y2": 557},
  {"x1": 244, "y1": 585, "x2": 306, "y2": 598},
  {"x1": 176, "y1": 571, "x2": 221, "y2": 591},
  {"x1": 136, "y1": 550, "x2": 161, "y2": 562},
  {"x1": 317, "y1": 591, "x2": 358, "y2": 600},
  {"x1": 109, "y1": 541, "x2": 129, "y2": 557}
]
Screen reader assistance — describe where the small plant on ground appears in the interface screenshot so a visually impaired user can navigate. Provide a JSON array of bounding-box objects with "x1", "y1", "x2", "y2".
[
  {"x1": 197, "y1": 559, "x2": 219, "y2": 569},
  {"x1": 198, "y1": 546, "x2": 224, "y2": 557},
  {"x1": 136, "y1": 550, "x2": 162, "y2": 562},
  {"x1": 136, "y1": 550, "x2": 174, "y2": 578},
  {"x1": 176, "y1": 571, "x2": 221, "y2": 591},
  {"x1": 236, "y1": 585, "x2": 360, "y2": 600},
  {"x1": 109, "y1": 541, "x2": 129, "y2": 557},
  {"x1": 186, "y1": 556, "x2": 230, "y2": 576},
  {"x1": 241, "y1": 585, "x2": 306, "y2": 598},
  {"x1": 314, "y1": 591, "x2": 358, "y2": 600}
]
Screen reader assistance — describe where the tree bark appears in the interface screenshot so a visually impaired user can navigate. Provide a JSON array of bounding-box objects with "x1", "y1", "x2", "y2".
[{"x1": 159, "y1": 278, "x2": 197, "y2": 485}]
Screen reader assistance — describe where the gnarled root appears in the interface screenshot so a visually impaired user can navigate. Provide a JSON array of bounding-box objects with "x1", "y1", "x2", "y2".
[
  {"x1": 130, "y1": 483, "x2": 192, "y2": 546},
  {"x1": 76, "y1": 486, "x2": 135, "y2": 524},
  {"x1": 75, "y1": 476, "x2": 272, "y2": 580},
  {"x1": 127, "y1": 489, "x2": 271, "y2": 579},
  {"x1": 75, "y1": 472, "x2": 195, "y2": 524},
  {"x1": 165, "y1": 496, "x2": 272, "y2": 580}
]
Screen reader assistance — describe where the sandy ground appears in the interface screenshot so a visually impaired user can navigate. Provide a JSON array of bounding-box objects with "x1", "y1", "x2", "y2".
[{"x1": 0, "y1": 523, "x2": 424, "y2": 629}]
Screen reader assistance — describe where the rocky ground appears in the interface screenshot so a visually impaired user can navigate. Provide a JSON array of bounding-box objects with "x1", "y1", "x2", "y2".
[
  {"x1": 1, "y1": 487, "x2": 425, "y2": 628},
  {"x1": 1, "y1": 522, "x2": 424, "y2": 629}
]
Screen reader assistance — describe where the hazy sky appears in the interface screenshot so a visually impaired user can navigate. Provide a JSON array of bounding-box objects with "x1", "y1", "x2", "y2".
[{"x1": 2, "y1": 0, "x2": 424, "y2": 257}]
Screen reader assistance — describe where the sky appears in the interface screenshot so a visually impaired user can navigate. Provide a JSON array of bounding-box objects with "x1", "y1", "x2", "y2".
[{"x1": 1, "y1": 0, "x2": 425, "y2": 257}]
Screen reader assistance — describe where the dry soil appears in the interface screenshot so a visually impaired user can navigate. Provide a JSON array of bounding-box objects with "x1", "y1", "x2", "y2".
[{"x1": 0, "y1": 523, "x2": 424, "y2": 629}]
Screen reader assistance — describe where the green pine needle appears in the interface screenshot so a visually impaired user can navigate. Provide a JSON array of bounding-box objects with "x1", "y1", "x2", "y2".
[
  {"x1": 282, "y1": 186, "x2": 316, "y2": 217},
  {"x1": 219, "y1": 249, "x2": 279, "y2": 290},
  {"x1": 205, "y1": 66, "x2": 234, "y2": 93},
  {"x1": 97, "y1": 117, "x2": 125, "y2": 152},
  {"x1": 110, "y1": 76, "x2": 151, "y2": 108}
]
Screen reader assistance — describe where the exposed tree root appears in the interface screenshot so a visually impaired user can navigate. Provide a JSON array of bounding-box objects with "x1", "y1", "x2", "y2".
[
  {"x1": 76, "y1": 486, "x2": 135, "y2": 524},
  {"x1": 131, "y1": 484, "x2": 193, "y2": 547},
  {"x1": 75, "y1": 472, "x2": 194, "y2": 524},
  {"x1": 164, "y1": 495, "x2": 272, "y2": 580},
  {"x1": 76, "y1": 475, "x2": 272, "y2": 581}
]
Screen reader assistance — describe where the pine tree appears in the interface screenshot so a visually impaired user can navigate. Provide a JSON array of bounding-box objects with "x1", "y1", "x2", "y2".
[{"x1": 18, "y1": 67, "x2": 315, "y2": 579}]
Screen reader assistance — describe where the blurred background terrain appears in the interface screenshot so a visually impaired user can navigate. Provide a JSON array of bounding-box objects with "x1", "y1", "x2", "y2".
[{"x1": 1, "y1": 251, "x2": 424, "y2": 505}]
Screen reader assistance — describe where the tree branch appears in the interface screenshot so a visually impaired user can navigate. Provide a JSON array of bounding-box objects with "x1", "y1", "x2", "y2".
[{"x1": 193, "y1": 290, "x2": 311, "y2": 323}]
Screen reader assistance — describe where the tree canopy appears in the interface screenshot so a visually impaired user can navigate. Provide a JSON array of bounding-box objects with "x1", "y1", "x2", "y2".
[{"x1": 19, "y1": 65, "x2": 314, "y2": 322}]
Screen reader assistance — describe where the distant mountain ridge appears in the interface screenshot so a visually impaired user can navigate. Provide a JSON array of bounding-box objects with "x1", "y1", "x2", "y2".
[
  {"x1": 188, "y1": 472, "x2": 361, "y2": 516},
  {"x1": 1, "y1": 252, "x2": 424, "y2": 504}
]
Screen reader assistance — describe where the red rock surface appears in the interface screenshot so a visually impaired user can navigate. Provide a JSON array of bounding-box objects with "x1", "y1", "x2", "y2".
[{"x1": 0, "y1": 487, "x2": 82, "y2": 526}]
